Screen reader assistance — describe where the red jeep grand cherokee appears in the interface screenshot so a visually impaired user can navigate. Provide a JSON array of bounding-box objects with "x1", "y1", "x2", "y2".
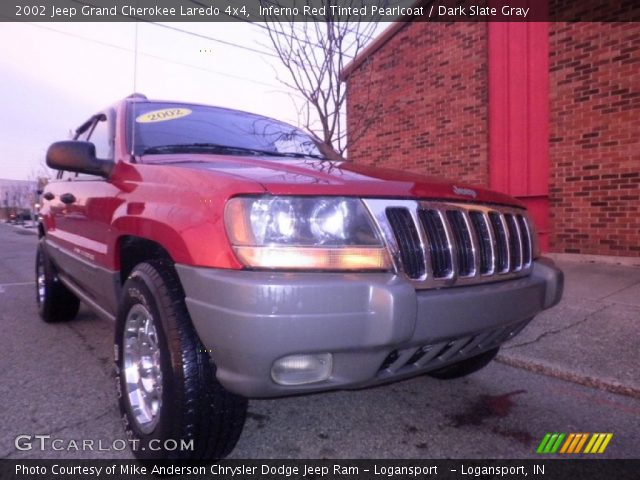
[{"x1": 37, "y1": 94, "x2": 563, "y2": 459}]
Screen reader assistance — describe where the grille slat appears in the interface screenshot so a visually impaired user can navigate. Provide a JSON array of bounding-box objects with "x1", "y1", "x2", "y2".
[
  {"x1": 505, "y1": 214, "x2": 523, "y2": 270},
  {"x1": 365, "y1": 199, "x2": 535, "y2": 288},
  {"x1": 516, "y1": 214, "x2": 533, "y2": 265},
  {"x1": 419, "y1": 210, "x2": 453, "y2": 278},
  {"x1": 488, "y1": 212, "x2": 509, "y2": 273},
  {"x1": 446, "y1": 210, "x2": 474, "y2": 277},
  {"x1": 469, "y1": 211, "x2": 494, "y2": 274},
  {"x1": 386, "y1": 208, "x2": 425, "y2": 279}
]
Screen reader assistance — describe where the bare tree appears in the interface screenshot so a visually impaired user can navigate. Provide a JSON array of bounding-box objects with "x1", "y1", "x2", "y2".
[
  {"x1": 29, "y1": 161, "x2": 55, "y2": 189},
  {"x1": 28, "y1": 162, "x2": 54, "y2": 222},
  {"x1": 5, "y1": 183, "x2": 31, "y2": 214},
  {"x1": 261, "y1": 1, "x2": 383, "y2": 159}
]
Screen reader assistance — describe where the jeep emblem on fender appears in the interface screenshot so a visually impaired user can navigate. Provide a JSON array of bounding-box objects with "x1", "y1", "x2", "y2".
[{"x1": 453, "y1": 185, "x2": 477, "y2": 198}]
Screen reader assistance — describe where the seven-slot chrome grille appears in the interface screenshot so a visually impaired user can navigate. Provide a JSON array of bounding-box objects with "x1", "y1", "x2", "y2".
[{"x1": 363, "y1": 199, "x2": 535, "y2": 289}]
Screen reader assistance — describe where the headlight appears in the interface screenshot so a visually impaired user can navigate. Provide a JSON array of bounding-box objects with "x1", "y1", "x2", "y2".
[{"x1": 225, "y1": 196, "x2": 391, "y2": 270}]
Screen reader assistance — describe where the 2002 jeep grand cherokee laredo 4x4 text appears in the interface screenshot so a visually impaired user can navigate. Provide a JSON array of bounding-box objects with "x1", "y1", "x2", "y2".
[{"x1": 37, "y1": 95, "x2": 563, "y2": 459}]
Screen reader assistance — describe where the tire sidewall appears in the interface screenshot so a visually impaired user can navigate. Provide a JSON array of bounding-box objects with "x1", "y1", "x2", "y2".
[
  {"x1": 114, "y1": 266, "x2": 180, "y2": 460},
  {"x1": 36, "y1": 241, "x2": 56, "y2": 319},
  {"x1": 35, "y1": 243, "x2": 48, "y2": 317},
  {"x1": 35, "y1": 240, "x2": 80, "y2": 322}
]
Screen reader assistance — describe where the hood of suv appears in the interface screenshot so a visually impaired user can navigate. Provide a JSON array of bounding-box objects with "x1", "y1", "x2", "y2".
[{"x1": 141, "y1": 153, "x2": 524, "y2": 207}]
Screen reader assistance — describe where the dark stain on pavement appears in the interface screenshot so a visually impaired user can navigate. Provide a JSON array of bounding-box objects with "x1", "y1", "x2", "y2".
[
  {"x1": 491, "y1": 427, "x2": 533, "y2": 445},
  {"x1": 246, "y1": 411, "x2": 269, "y2": 429},
  {"x1": 448, "y1": 390, "x2": 526, "y2": 427},
  {"x1": 404, "y1": 424, "x2": 419, "y2": 434}
]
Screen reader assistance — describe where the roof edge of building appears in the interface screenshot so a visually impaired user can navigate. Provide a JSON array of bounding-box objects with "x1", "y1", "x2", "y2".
[{"x1": 340, "y1": 0, "x2": 430, "y2": 81}]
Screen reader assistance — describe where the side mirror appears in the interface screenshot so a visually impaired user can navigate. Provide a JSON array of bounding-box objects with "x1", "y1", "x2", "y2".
[{"x1": 46, "y1": 141, "x2": 113, "y2": 178}]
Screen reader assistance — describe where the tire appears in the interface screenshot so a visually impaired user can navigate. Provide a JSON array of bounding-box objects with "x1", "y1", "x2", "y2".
[
  {"x1": 35, "y1": 240, "x2": 80, "y2": 322},
  {"x1": 114, "y1": 260, "x2": 247, "y2": 460},
  {"x1": 428, "y1": 347, "x2": 499, "y2": 380}
]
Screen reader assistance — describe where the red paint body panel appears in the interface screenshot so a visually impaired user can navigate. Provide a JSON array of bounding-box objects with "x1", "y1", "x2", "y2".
[
  {"x1": 141, "y1": 153, "x2": 525, "y2": 207},
  {"x1": 489, "y1": 21, "x2": 550, "y2": 250},
  {"x1": 43, "y1": 159, "x2": 265, "y2": 270}
]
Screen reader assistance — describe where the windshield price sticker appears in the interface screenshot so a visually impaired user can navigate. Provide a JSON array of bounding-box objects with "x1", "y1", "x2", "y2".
[{"x1": 136, "y1": 108, "x2": 192, "y2": 124}]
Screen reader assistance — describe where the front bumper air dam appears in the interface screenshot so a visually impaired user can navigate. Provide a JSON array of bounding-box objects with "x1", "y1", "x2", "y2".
[{"x1": 176, "y1": 259, "x2": 563, "y2": 398}]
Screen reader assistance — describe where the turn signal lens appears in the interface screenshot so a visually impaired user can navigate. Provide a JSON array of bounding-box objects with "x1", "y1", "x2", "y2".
[{"x1": 233, "y1": 246, "x2": 391, "y2": 270}]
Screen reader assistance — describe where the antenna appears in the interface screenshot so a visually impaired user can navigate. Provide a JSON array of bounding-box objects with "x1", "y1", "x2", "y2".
[
  {"x1": 133, "y1": 21, "x2": 139, "y2": 92},
  {"x1": 131, "y1": 18, "x2": 139, "y2": 156}
]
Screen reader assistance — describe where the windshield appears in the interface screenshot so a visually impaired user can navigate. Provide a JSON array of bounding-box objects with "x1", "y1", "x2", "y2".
[{"x1": 127, "y1": 102, "x2": 323, "y2": 159}]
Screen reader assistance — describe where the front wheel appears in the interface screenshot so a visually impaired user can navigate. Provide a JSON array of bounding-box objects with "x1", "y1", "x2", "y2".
[
  {"x1": 427, "y1": 347, "x2": 499, "y2": 380},
  {"x1": 114, "y1": 260, "x2": 247, "y2": 460}
]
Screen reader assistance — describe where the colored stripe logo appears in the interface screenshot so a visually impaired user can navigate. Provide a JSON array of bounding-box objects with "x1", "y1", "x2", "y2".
[{"x1": 537, "y1": 433, "x2": 613, "y2": 454}]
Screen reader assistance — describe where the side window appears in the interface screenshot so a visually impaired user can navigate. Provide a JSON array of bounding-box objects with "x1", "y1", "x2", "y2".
[{"x1": 88, "y1": 116, "x2": 113, "y2": 160}]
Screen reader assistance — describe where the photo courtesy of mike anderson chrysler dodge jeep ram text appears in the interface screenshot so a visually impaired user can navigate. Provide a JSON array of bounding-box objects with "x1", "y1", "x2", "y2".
[{"x1": 36, "y1": 94, "x2": 563, "y2": 459}]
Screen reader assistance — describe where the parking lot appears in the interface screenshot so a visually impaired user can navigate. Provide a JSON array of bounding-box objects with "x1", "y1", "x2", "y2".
[{"x1": 1, "y1": 223, "x2": 638, "y2": 459}]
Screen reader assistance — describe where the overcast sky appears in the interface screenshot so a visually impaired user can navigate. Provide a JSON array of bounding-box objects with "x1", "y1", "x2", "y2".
[{"x1": 0, "y1": 21, "x2": 385, "y2": 180}]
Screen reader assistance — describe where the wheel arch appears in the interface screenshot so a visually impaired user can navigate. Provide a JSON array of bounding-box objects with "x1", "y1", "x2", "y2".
[{"x1": 117, "y1": 236, "x2": 175, "y2": 286}]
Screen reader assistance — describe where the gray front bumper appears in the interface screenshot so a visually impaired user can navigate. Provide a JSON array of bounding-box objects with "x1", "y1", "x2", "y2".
[{"x1": 176, "y1": 258, "x2": 563, "y2": 398}]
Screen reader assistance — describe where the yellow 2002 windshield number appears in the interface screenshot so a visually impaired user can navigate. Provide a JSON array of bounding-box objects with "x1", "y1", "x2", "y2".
[{"x1": 136, "y1": 108, "x2": 192, "y2": 123}]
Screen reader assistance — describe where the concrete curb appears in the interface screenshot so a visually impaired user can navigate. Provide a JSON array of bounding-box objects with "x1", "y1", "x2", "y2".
[
  {"x1": 546, "y1": 252, "x2": 640, "y2": 268},
  {"x1": 496, "y1": 354, "x2": 640, "y2": 400}
]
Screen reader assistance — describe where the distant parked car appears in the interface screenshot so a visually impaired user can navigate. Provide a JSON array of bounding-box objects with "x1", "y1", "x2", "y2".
[
  {"x1": 8, "y1": 210, "x2": 32, "y2": 225},
  {"x1": 4, "y1": 211, "x2": 32, "y2": 225},
  {"x1": 18, "y1": 211, "x2": 32, "y2": 223}
]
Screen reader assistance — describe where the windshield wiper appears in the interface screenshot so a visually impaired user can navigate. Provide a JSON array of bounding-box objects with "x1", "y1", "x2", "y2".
[
  {"x1": 143, "y1": 143, "x2": 245, "y2": 154},
  {"x1": 275, "y1": 151, "x2": 326, "y2": 159},
  {"x1": 142, "y1": 143, "x2": 325, "y2": 159}
]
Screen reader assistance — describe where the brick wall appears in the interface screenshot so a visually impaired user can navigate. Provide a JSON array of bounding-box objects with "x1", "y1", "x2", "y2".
[
  {"x1": 549, "y1": 22, "x2": 640, "y2": 256},
  {"x1": 346, "y1": 22, "x2": 489, "y2": 186},
  {"x1": 346, "y1": 20, "x2": 639, "y2": 257}
]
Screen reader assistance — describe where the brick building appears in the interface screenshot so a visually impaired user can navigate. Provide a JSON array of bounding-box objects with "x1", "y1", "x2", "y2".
[{"x1": 343, "y1": 17, "x2": 639, "y2": 257}]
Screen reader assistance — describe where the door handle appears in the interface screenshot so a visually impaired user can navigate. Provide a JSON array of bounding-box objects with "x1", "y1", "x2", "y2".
[
  {"x1": 43, "y1": 192, "x2": 55, "y2": 201},
  {"x1": 60, "y1": 193, "x2": 76, "y2": 205}
]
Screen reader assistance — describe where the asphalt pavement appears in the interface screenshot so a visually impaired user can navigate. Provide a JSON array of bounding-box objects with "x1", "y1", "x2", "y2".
[{"x1": 0, "y1": 222, "x2": 638, "y2": 459}]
